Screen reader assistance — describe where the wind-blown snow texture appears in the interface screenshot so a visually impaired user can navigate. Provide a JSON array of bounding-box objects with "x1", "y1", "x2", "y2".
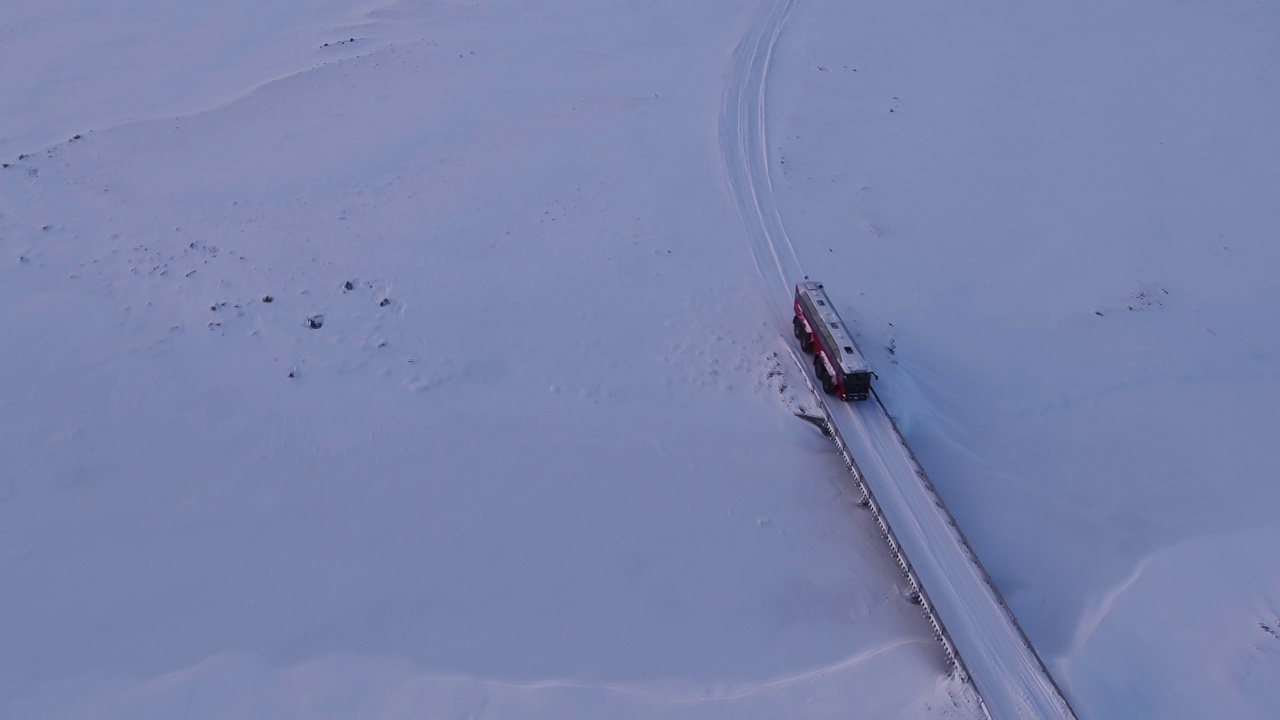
[{"x1": 2, "y1": 0, "x2": 1278, "y2": 718}]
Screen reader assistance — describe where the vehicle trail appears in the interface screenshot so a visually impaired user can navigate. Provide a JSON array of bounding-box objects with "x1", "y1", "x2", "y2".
[
  {"x1": 719, "y1": 0, "x2": 802, "y2": 315},
  {"x1": 718, "y1": 1, "x2": 1076, "y2": 717}
]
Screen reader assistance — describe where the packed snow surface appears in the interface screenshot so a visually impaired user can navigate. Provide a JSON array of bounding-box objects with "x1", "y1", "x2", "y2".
[
  {"x1": 722, "y1": 4, "x2": 1070, "y2": 715},
  {"x1": 3, "y1": 0, "x2": 1279, "y2": 718}
]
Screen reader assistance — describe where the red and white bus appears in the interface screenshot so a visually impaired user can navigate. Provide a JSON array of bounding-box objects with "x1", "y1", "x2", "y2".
[{"x1": 793, "y1": 281, "x2": 872, "y2": 401}]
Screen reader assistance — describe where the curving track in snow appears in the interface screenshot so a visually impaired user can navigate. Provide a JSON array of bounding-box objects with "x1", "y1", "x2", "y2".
[
  {"x1": 719, "y1": 0, "x2": 803, "y2": 313},
  {"x1": 719, "y1": 2, "x2": 1077, "y2": 718}
]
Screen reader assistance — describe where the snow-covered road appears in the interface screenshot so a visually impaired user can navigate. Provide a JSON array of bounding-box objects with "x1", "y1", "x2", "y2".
[
  {"x1": 833, "y1": 399, "x2": 1074, "y2": 719},
  {"x1": 722, "y1": 1, "x2": 1074, "y2": 717}
]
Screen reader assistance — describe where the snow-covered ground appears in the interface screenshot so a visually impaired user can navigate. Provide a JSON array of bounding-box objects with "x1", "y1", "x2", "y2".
[
  {"x1": 2, "y1": 0, "x2": 1277, "y2": 717},
  {"x1": 766, "y1": 0, "x2": 1280, "y2": 716}
]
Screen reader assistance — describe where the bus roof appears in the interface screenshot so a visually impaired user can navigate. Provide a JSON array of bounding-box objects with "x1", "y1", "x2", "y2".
[{"x1": 796, "y1": 281, "x2": 872, "y2": 375}]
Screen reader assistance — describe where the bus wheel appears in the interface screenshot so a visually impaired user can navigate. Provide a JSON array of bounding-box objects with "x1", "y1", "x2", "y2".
[
  {"x1": 814, "y1": 357, "x2": 835, "y2": 394},
  {"x1": 794, "y1": 317, "x2": 814, "y2": 353}
]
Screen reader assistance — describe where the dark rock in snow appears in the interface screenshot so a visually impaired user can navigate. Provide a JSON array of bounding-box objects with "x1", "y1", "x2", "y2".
[{"x1": 306, "y1": 314, "x2": 325, "y2": 329}]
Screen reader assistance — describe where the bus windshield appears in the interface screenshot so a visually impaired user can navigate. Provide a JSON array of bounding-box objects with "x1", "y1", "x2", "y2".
[{"x1": 844, "y1": 371, "x2": 871, "y2": 391}]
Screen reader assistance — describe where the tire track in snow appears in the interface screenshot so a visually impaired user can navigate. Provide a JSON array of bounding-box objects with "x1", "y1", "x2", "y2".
[
  {"x1": 719, "y1": 0, "x2": 803, "y2": 314},
  {"x1": 717, "y1": 0, "x2": 979, "y2": 700},
  {"x1": 718, "y1": 3, "x2": 1075, "y2": 718}
]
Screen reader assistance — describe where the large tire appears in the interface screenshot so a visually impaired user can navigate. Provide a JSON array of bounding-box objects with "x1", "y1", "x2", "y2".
[
  {"x1": 815, "y1": 356, "x2": 835, "y2": 395},
  {"x1": 794, "y1": 316, "x2": 814, "y2": 353}
]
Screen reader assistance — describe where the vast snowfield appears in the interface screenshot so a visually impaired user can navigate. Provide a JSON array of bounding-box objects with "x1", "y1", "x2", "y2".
[{"x1": 3, "y1": 0, "x2": 1278, "y2": 717}]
